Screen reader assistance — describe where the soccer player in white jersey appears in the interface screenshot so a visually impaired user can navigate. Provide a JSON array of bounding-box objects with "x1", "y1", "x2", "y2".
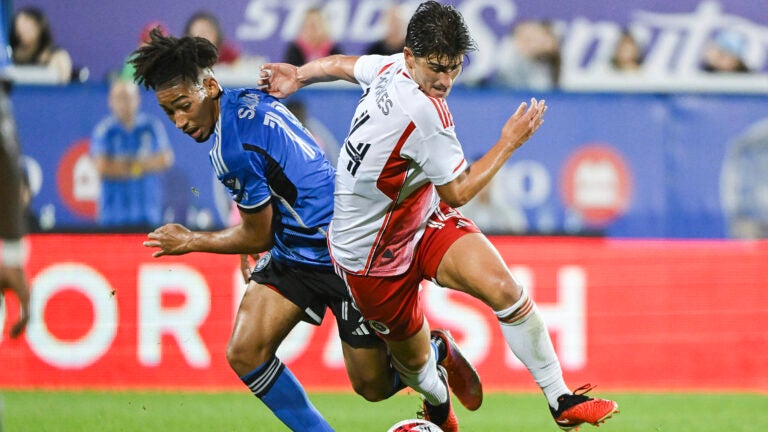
[{"x1": 259, "y1": 1, "x2": 619, "y2": 431}]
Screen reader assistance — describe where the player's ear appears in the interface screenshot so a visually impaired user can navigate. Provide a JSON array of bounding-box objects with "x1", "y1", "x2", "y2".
[
  {"x1": 403, "y1": 47, "x2": 415, "y2": 70},
  {"x1": 204, "y1": 77, "x2": 222, "y2": 99}
]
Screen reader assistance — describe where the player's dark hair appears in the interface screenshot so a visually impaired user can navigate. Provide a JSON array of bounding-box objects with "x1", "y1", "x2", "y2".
[
  {"x1": 405, "y1": 1, "x2": 477, "y2": 60},
  {"x1": 131, "y1": 27, "x2": 219, "y2": 90}
]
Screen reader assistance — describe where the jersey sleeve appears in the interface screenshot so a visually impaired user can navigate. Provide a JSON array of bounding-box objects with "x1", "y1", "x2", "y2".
[
  {"x1": 235, "y1": 156, "x2": 271, "y2": 212},
  {"x1": 402, "y1": 98, "x2": 467, "y2": 186},
  {"x1": 353, "y1": 54, "x2": 402, "y2": 87}
]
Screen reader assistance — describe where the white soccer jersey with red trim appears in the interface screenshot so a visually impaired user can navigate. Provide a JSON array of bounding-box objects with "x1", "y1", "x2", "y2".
[{"x1": 329, "y1": 54, "x2": 467, "y2": 276}]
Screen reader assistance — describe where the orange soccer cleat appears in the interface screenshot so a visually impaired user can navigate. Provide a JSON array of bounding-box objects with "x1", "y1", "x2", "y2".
[
  {"x1": 550, "y1": 384, "x2": 619, "y2": 431},
  {"x1": 431, "y1": 329, "x2": 483, "y2": 411}
]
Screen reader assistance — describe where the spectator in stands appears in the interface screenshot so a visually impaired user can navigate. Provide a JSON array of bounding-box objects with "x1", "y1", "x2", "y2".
[
  {"x1": 90, "y1": 80, "x2": 174, "y2": 231},
  {"x1": 283, "y1": 7, "x2": 343, "y2": 66},
  {"x1": 610, "y1": 29, "x2": 644, "y2": 72},
  {"x1": 183, "y1": 10, "x2": 240, "y2": 65},
  {"x1": 493, "y1": 20, "x2": 561, "y2": 90},
  {"x1": 365, "y1": 5, "x2": 406, "y2": 56},
  {"x1": 701, "y1": 30, "x2": 750, "y2": 73},
  {"x1": 9, "y1": 6, "x2": 73, "y2": 83}
]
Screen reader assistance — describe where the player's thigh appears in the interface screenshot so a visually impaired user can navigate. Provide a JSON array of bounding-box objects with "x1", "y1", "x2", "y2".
[
  {"x1": 435, "y1": 232, "x2": 523, "y2": 310},
  {"x1": 229, "y1": 281, "x2": 304, "y2": 354},
  {"x1": 340, "y1": 340, "x2": 391, "y2": 390}
]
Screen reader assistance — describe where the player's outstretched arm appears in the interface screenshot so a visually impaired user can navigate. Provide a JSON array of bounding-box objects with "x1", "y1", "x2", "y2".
[
  {"x1": 436, "y1": 98, "x2": 547, "y2": 208},
  {"x1": 259, "y1": 55, "x2": 360, "y2": 98},
  {"x1": 143, "y1": 206, "x2": 273, "y2": 258}
]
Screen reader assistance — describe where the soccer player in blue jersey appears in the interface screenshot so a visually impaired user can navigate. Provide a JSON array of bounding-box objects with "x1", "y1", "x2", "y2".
[{"x1": 130, "y1": 28, "x2": 482, "y2": 431}]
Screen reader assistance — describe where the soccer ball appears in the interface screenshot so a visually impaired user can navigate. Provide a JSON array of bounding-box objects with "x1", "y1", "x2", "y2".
[{"x1": 386, "y1": 419, "x2": 444, "y2": 432}]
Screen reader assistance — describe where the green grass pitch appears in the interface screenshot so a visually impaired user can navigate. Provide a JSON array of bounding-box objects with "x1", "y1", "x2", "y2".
[{"x1": 2, "y1": 390, "x2": 766, "y2": 431}]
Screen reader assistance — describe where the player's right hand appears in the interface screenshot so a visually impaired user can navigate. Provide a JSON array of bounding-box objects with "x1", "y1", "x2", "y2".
[
  {"x1": 143, "y1": 223, "x2": 193, "y2": 257},
  {"x1": 257, "y1": 63, "x2": 301, "y2": 99}
]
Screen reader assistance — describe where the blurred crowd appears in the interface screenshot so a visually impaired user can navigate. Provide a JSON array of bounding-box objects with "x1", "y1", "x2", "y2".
[{"x1": 5, "y1": 4, "x2": 761, "y2": 88}]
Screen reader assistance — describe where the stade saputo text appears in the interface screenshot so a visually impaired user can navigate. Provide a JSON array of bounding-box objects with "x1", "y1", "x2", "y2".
[{"x1": 235, "y1": 0, "x2": 768, "y2": 85}]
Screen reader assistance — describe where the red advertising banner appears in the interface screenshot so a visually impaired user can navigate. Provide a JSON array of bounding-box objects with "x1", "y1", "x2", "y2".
[{"x1": 1, "y1": 235, "x2": 766, "y2": 391}]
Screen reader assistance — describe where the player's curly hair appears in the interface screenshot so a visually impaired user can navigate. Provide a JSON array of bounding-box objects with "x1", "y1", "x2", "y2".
[
  {"x1": 405, "y1": 1, "x2": 477, "y2": 60},
  {"x1": 131, "y1": 27, "x2": 219, "y2": 90}
]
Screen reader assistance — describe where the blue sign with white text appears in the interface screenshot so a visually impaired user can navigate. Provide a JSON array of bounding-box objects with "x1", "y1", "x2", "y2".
[{"x1": 11, "y1": 84, "x2": 768, "y2": 238}]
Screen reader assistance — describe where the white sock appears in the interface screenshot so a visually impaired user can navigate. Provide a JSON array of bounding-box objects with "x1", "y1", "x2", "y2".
[
  {"x1": 495, "y1": 290, "x2": 571, "y2": 408},
  {"x1": 390, "y1": 348, "x2": 448, "y2": 406}
]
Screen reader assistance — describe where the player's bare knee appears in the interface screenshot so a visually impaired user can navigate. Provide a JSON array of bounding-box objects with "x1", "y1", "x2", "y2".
[
  {"x1": 350, "y1": 377, "x2": 390, "y2": 402},
  {"x1": 477, "y1": 273, "x2": 524, "y2": 310},
  {"x1": 226, "y1": 337, "x2": 274, "y2": 374}
]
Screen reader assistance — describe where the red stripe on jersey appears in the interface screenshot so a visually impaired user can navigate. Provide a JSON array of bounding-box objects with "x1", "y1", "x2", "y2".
[
  {"x1": 362, "y1": 122, "x2": 418, "y2": 273},
  {"x1": 427, "y1": 96, "x2": 454, "y2": 128},
  {"x1": 440, "y1": 98, "x2": 454, "y2": 127},
  {"x1": 365, "y1": 183, "x2": 433, "y2": 275},
  {"x1": 376, "y1": 121, "x2": 416, "y2": 200},
  {"x1": 452, "y1": 158, "x2": 466, "y2": 173},
  {"x1": 427, "y1": 96, "x2": 448, "y2": 128},
  {"x1": 377, "y1": 62, "x2": 395, "y2": 76}
]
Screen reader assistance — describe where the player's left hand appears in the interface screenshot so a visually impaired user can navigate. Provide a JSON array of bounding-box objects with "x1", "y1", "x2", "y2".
[
  {"x1": 239, "y1": 254, "x2": 257, "y2": 283},
  {"x1": 500, "y1": 97, "x2": 547, "y2": 151},
  {"x1": 143, "y1": 223, "x2": 193, "y2": 257}
]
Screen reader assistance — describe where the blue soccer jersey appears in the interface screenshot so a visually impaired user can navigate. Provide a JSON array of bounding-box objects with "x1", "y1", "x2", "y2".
[
  {"x1": 211, "y1": 88, "x2": 335, "y2": 268},
  {"x1": 90, "y1": 112, "x2": 171, "y2": 227}
]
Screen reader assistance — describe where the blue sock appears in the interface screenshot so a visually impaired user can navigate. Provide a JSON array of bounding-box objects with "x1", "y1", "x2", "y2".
[
  {"x1": 392, "y1": 370, "x2": 405, "y2": 394},
  {"x1": 240, "y1": 356, "x2": 334, "y2": 432},
  {"x1": 431, "y1": 340, "x2": 442, "y2": 363}
]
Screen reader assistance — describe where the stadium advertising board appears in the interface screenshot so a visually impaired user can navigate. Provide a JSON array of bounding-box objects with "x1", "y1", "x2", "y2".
[
  {"x1": 13, "y1": 86, "x2": 768, "y2": 238},
  {"x1": 1, "y1": 235, "x2": 766, "y2": 391}
]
